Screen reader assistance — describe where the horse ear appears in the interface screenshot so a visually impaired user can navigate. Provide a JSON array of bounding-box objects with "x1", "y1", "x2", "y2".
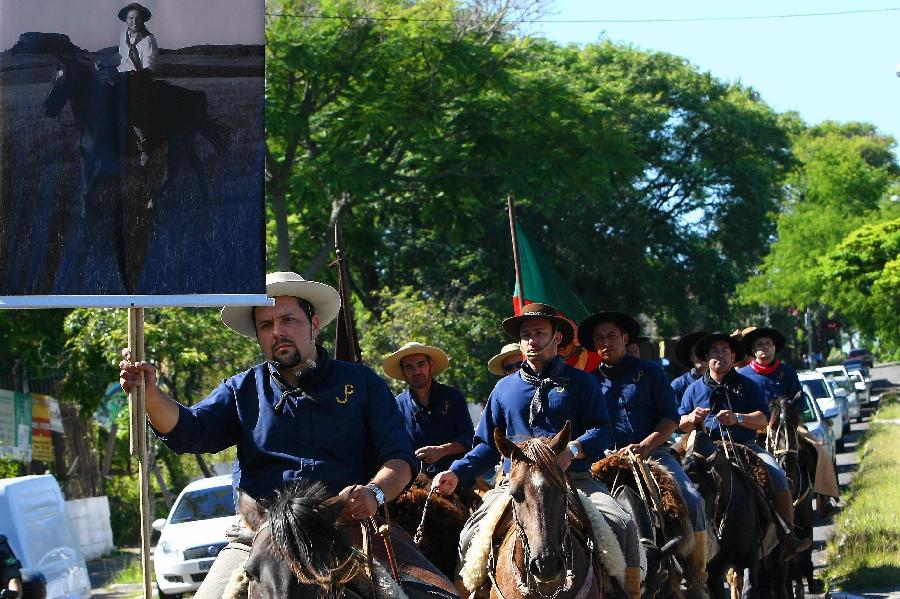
[
  {"x1": 549, "y1": 420, "x2": 572, "y2": 455},
  {"x1": 236, "y1": 488, "x2": 267, "y2": 531},
  {"x1": 494, "y1": 427, "x2": 520, "y2": 460}
]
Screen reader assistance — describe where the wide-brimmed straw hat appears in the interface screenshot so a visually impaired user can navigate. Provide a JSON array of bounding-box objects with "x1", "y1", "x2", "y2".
[
  {"x1": 577, "y1": 311, "x2": 640, "y2": 352},
  {"x1": 742, "y1": 327, "x2": 786, "y2": 354},
  {"x1": 675, "y1": 331, "x2": 710, "y2": 367},
  {"x1": 501, "y1": 303, "x2": 574, "y2": 344},
  {"x1": 220, "y1": 272, "x2": 340, "y2": 338},
  {"x1": 488, "y1": 343, "x2": 523, "y2": 376},
  {"x1": 119, "y1": 3, "x2": 151, "y2": 22},
  {"x1": 694, "y1": 332, "x2": 745, "y2": 361},
  {"x1": 382, "y1": 342, "x2": 450, "y2": 381}
]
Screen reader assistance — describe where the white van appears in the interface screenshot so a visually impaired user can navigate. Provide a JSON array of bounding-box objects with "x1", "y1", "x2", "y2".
[{"x1": 0, "y1": 475, "x2": 91, "y2": 599}]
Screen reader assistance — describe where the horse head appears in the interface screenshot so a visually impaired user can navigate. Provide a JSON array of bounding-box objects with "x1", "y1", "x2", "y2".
[
  {"x1": 239, "y1": 481, "x2": 358, "y2": 599},
  {"x1": 494, "y1": 421, "x2": 572, "y2": 585},
  {"x1": 43, "y1": 55, "x2": 84, "y2": 117}
]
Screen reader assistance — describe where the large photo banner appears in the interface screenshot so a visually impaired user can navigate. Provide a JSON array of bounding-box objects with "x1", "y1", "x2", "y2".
[{"x1": 0, "y1": 0, "x2": 266, "y2": 306}]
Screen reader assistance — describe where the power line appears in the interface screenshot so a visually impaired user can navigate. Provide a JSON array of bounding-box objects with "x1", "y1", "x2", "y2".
[{"x1": 265, "y1": 5, "x2": 900, "y2": 24}]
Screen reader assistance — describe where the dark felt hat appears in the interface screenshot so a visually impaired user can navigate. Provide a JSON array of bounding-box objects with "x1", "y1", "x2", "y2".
[
  {"x1": 694, "y1": 332, "x2": 745, "y2": 362},
  {"x1": 577, "y1": 311, "x2": 640, "y2": 352},
  {"x1": 119, "y1": 3, "x2": 152, "y2": 22},
  {"x1": 502, "y1": 303, "x2": 574, "y2": 344},
  {"x1": 741, "y1": 327, "x2": 786, "y2": 354},
  {"x1": 675, "y1": 331, "x2": 710, "y2": 367}
]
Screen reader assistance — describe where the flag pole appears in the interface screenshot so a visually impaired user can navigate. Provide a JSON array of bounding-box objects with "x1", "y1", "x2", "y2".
[
  {"x1": 332, "y1": 219, "x2": 362, "y2": 363},
  {"x1": 507, "y1": 196, "x2": 525, "y2": 314},
  {"x1": 127, "y1": 308, "x2": 152, "y2": 599}
]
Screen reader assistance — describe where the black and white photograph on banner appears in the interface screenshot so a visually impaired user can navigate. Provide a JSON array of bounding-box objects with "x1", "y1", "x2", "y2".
[{"x1": 0, "y1": 0, "x2": 265, "y2": 297}]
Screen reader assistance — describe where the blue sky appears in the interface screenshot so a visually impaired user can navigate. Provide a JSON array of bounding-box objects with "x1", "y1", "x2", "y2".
[{"x1": 533, "y1": 1, "x2": 900, "y2": 149}]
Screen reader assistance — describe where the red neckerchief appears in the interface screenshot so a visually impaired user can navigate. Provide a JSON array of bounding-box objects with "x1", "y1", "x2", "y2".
[{"x1": 750, "y1": 358, "x2": 781, "y2": 376}]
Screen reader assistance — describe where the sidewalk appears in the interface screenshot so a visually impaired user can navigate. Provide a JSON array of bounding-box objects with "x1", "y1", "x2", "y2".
[{"x1": 87, "y1": 548, "x2": 155, "y2": 598}]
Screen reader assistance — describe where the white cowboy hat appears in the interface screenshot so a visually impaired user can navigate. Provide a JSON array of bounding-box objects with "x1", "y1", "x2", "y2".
[
  {"x1": 220, "y1": 272, "x2": 341, "y2": 338},
  {"x1": 487, "y1": 343, "x2": 523, "y2": 376},
  {"x1": 382, "y1": 342, "x2": 450, "y2": 381}
]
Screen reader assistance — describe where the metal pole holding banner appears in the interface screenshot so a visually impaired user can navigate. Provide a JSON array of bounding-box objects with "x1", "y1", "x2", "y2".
[
  {"x1": 507, "y1": 196, "x2": 526, "y2": 313},
  {"x1": 127, "y1": 308, "x2": 152, "y2": 599}
]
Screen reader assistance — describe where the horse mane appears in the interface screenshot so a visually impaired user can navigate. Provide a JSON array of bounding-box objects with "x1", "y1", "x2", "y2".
[
  {"x1": 267, "y1": 480, "x2": 358, "y2": 588},
  {"x1": 515, "y1": 436, "x2": 566, "y2": 487}
]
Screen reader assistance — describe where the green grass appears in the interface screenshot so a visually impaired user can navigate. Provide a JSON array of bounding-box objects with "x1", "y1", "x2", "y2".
[
  {"x1": 109, "y1": 555, "x2": 154, "y2": 586},
  {"x1": 825, "y1": 402, "x2": 900, "y2": 589}
]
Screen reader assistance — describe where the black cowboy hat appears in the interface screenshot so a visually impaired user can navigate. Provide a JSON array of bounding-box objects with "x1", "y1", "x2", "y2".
[
  {"x1": 741, "y1": 327, "x2": 786, "y2": 354},
  {"x1": 577, "y1": 311, "x2": 640, "y2": 352},
  {"x1": 675, "y1": 331, "x2": 710, "y2": 367},
  {"x1": 502, "y1": 303, "x2": 574, "y2": 344},
  {"x1": 119, "y1": 3, "x2": 152, "y2": 22},
  {"x1": 694, "y1": 332, "x2": 745, "y2": 362}
]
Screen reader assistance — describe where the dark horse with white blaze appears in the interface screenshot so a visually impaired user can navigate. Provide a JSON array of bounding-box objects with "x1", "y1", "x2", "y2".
[
  {"x1": 238, "y1": 480, "x2": 459, "y2": 599},
  {"x1": 42, "y1": 54, "x2": 227, "y2": 215}
]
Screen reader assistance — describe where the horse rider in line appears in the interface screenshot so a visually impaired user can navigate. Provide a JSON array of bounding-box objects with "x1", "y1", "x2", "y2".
[
  {"x1": 738, "y1": 327, "x2": 841, "y2": 520},
  {"x1": 558, "y1": 323, "x2": 602, "y2": 372},
  {"x1": 119, "y1": 272, "x2": 454, "y2": 599},
  {"x1": 624, "y1": 335, "x2": 647, "y2": 359},
  {"x1": 487, "y1": 343, "x2": 523, "y2": 377},
  {"x1": 677, "y1": 332, "x2": 812, "y2": 558},
  {"x1": 384, "y1": 342, "x2": 475, "y2": 479},
  {"x1": 670, "y1": 331, "x2": 710, "y2": 403},
  {"x1": 580, "y1": 312, "x2": 709, "y2": 595},
  {"x1": 115, "y1": 2, "x2": 158, "y2": 167},
  {"x1": 432, "y1": 303, "x2": 643, "y2": 599}
]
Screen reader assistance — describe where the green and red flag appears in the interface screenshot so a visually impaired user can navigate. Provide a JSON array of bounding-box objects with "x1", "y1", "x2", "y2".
[{"x1": 512, "y1": 221, "x2": 590, "y2": 324}]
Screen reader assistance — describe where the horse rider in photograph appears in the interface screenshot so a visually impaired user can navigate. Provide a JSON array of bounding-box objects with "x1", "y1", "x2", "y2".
[{"x1": 116, "y1": 2, "x2": 158, "y2": 167}]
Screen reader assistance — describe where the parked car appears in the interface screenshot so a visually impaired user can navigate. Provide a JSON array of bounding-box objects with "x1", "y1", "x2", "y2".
[
  {"x1": 843, "y1": 358, "x2": 870, "y2": 378},
  {"x1": 800, "y1": 371, "x2": 846, "y2": 450},
  {"x1": 0, "y1": 475, "x2": 92, "y2": 599},
  {"x1": 799, "y1": 389, "x2": 837, "y2": 460},
  {"x1": 847, "y1": 347, "x2": 874, "y2": 368},
  {"x1": 847, "y1": 370, "x2": 872, "y2": 406},
  {"x1": 152, "y1": 475, "x2": 238, "y2": 599},
  {"x1": 827, "y1": 377, "x2": 860, "y2": 428}
]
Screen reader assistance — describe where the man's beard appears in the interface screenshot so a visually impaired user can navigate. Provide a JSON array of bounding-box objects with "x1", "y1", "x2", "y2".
[{"x1": 272, "y1": 345, "x2": 303, "y2": 369}]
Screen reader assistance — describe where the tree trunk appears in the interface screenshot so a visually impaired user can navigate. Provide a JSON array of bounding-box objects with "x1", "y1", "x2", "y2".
[
  {"x1": 270, "y1": 184, "x2": 292, "y2": 271},
  {"x1": 100, "y1": 422, "x2": 118, "y2": 492},
  {"x1": 150, "y1": 448, "x2": 174, "y2": 509},
  {"x1": 195, "y1": 454, "x2": 213, "y2": 478},
  {"x1": 302, "y1": 193, "x2": 353, "y2": 280}
]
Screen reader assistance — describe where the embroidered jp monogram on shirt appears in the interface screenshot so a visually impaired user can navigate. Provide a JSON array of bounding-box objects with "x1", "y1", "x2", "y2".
[
  {"x1": 634, "y1": 370, "x2": 644, "y2": 383},
  {"x1": 336, "y1": 384, "x2": 354, "y2": 404}
]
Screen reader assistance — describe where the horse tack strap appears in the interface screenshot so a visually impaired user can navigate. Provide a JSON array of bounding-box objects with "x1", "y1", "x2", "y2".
[{"x1": 374, "y1": 506, "x2": 402, "y2": 584}]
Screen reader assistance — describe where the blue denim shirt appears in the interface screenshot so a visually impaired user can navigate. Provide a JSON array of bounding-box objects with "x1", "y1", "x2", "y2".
[
  {"x1": 395, "y1": 381, "x2": 475, "y2": 476},
  {"x1": 450, "y1": 358, "x2": 613, "y2": 488},
  {"x1": 153, "y1": 347, "x2": 417, "y2": 500},
  {"x1": 671, "y1": 370, "x2": 702, "y2": 403},
  {"x1": 738, "y1": 362, "x2": 802, "y2": 403},
  {"x1": 594, "y1": 356, "x2": 680, "y2": 447},
  {"x1": 678, "y1": 370, "x2": 769, "y2": 444}
]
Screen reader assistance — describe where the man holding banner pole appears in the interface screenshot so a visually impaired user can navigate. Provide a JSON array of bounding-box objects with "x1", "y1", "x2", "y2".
[{"x1": 119, "y1": 271, "x2": 455, "y2": 598}]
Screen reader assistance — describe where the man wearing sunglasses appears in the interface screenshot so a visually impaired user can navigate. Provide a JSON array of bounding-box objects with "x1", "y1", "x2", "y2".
[
  {"x1": 384, "y1": 342, "x2": 475, "y2": 478},
  {"x1": 487, "y1": 342, "x2": 523, "y2": 376}
]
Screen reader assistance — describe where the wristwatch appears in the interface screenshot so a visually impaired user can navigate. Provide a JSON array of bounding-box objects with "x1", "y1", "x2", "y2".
[
  {"x1": 567, "y1": 442, "x2": 579, "y2": 460},
  {"x1": 735, "y1": 413, "x2": 745, "y2": 426},
  {"x1": 365, "y1": 483, "x2": 385, "y2": 506}
]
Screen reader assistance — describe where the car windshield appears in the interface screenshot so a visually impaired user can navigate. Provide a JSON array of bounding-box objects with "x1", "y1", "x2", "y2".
[
  {"x1": 170, "y1": 486, "x2": 235, "y2": 524},
  {"x1": 803, "y1": 379, "x2": 830, "y2": 399},
  {"x1": 848, "y1": 349, "x2": 867, "y2": 358},
  {"x1": 800, "y1": 394, "x2": 818, "y2": 423}
]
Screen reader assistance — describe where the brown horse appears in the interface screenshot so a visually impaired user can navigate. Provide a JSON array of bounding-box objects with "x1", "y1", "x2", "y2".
[
  {"x1": 390, "y1": 474, "x2": 473, "y2": 579},
  {"x1": 487, "y1": 423, "x2": 620, "y2": 599}
]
